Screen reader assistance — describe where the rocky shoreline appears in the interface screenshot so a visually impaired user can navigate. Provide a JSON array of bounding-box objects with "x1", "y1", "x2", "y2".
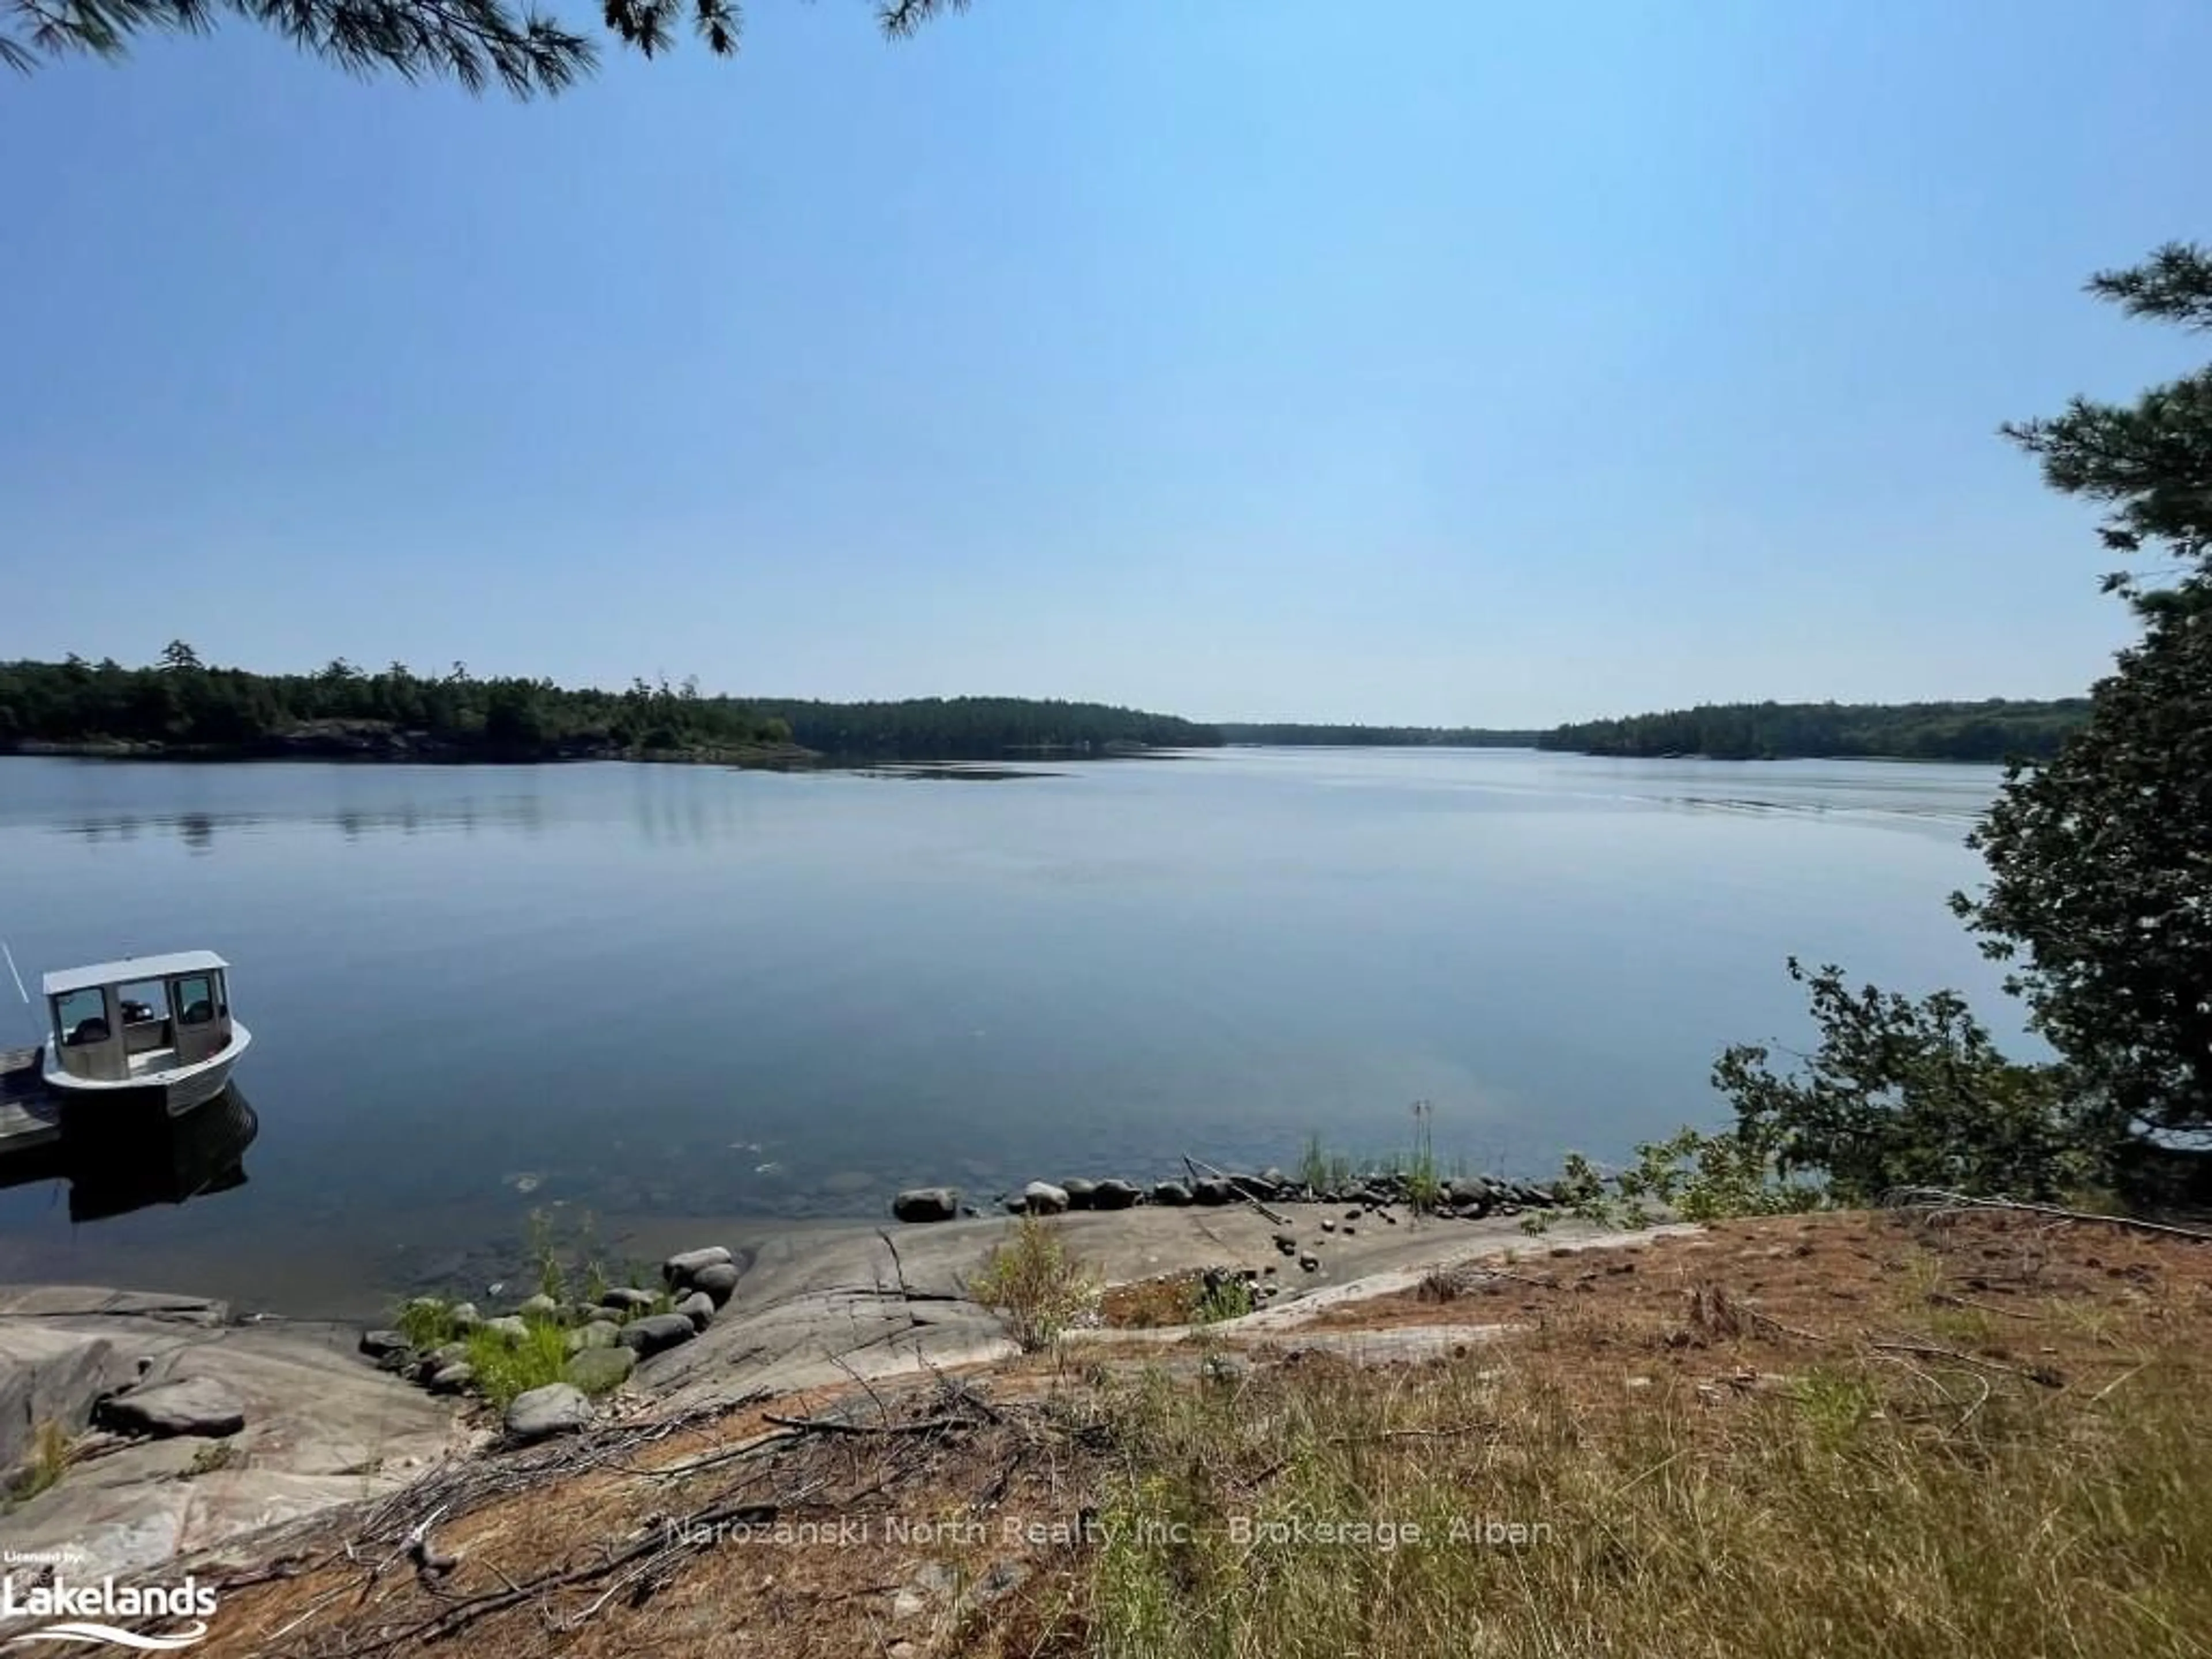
[
  {"x1": 0, "y1": 1160, "x2": 1626, "y2": 1600},
  {"x1": 894, "y1": 1162, "x2": 1571, "y2": 1224}
]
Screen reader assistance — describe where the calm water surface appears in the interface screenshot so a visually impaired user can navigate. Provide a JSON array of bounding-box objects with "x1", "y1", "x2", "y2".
[{"x1": 0, "y1": 749, "x2": 2008, "y2": 1313}]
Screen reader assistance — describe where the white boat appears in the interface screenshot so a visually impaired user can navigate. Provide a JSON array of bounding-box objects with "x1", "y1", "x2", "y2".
[{"x1": 39, "y1": 951, "x2": 252, "y2": 1116}]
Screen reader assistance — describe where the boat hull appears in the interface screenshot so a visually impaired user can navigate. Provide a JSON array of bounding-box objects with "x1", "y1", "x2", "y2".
[{"x1": 43, "y1": 1023, "x2": 252, "y2": 1139}]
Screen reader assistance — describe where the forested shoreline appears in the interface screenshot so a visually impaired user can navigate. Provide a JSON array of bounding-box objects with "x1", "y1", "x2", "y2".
[
  {"x1": 0, "y1": 653, "x2": 1219, "y2": 764},
  {"x1": 1, "y1": 652, "x2": 2090, "y2": 766},
  {"x1": 1537, "y1": 698, "x2": 2088, "y2": 762}
]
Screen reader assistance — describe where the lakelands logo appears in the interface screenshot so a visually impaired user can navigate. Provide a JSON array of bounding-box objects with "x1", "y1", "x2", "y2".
[{"x1": 0, "y1": 1575, "x2": 218, "y2": 1650}]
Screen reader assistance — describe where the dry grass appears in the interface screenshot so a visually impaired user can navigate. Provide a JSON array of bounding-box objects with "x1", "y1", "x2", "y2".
[{"x1": 194, "y1": 1210, "x2": 2212, "y2": 1658}]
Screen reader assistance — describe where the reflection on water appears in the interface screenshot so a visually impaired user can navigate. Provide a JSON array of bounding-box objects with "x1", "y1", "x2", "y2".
[
  {"x1": 60, "y1": 796, "x2": 553, "y2": 849},
  {"x1": 0, "y1": 748, "x2": 2017, "y2": 1313},
  {"x1": 0, "y1": 1086, "x2": 259, "y2": 1225}
]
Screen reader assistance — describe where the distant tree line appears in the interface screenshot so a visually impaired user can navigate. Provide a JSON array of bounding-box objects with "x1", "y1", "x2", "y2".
[
  {"x1": 0, "y1": 653, "x2": 1221, "y2": 763},
  {"x1": 0, "y1": 647, "x2": 791, "y2": 759},
  {"x1": 1536, "y1": 699, "x2": 2089, "y2": 763},
  {"x1": 753, "y1": 697, "x2": 1221, "y2": 760},
  {"x1": 1215, "y1": 723, "x2": 1540, "y2": 748}
]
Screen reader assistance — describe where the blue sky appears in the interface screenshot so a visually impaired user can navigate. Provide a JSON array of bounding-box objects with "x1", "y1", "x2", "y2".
[{"x1": 2, "y1": 0, "x2": 2204, "y2": 725}]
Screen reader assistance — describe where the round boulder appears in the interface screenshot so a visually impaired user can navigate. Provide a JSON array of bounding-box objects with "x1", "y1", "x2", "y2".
[
  {"x1": 566, "y1": 1320, "x2": 621, "y2": 1355},
  {"x1": 1090, "y1": 1179, "x2": 1141, "y2": 1210},
  {"x1": 505, "y1": 1382, "x2": 592, "y2": 1443},
  {"x1": 688, "y1": 1262, "x2": 741, "y2": 1305},
  {"x1": 1150, "y1": 1180, "x2": 1193, "y2": 1207},
  {"x1": 564, "y1": 1344, "x2": 637, "y2": 1395},
  {"x1": 1023, "y1": 1181, "x2": 1070, "y2": 1215},
  {"x1": 892, "y1": 1187, "x2": 961, "y2": 1224},
  {"x1": 675, "y1": 1290, "x2": 715, "y2": 1330},
  {"x1": 619, "y1": 1313, "x2": 699, "y2": 1358},
  {"x1": 662, "y1": 1246, "x2": 733, "y2": 1287},
  {"x1": 1060, "y1": 1179, "x2": 1098, "y2": 1210}
]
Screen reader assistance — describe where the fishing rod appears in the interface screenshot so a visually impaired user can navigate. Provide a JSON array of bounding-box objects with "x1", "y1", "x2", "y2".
[{"x1": 1, "y1": 940, "x2": 40, "y2": 1047}]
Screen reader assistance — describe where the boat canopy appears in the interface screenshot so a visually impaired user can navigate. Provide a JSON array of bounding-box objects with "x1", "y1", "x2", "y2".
[{"x1": 42, "y1": 952, "x2": 230, "y2": 999}]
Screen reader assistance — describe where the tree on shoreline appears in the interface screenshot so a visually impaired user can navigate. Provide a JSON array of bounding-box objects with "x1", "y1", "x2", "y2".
[
  {"x1": 1705, "y1": 244, "x2": 2212, "y2": 1202},
  {"x1": 1955, "y1": 244, "x2": 2212, "y2": 1143},
  {"x1": 2, "y1": 0, "x2": 964, "y2": 98}
]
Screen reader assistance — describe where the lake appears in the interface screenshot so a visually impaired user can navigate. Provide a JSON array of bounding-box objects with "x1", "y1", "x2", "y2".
[{"x1": 0, "y1": 749, "x2": 2009, "y2": 1314}]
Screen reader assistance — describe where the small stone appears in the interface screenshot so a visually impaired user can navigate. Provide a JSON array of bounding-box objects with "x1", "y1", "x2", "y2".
[
  {"x1": 1023, "y1": 1180, "x2": 1070, "y2": 1215},
  {"x1": 505, "y1": 1382, "x2": 592, "y2": 1442},
  {"x1": 1151, "y1": 1180, "x2": 1193, "y2": 1206},
  {"x1": 1090, "y1": 1179, "x2": 1141, "y2": 1210},
  {"x1": 427, "y1": 1362, "x2": 476, "y2": 1395},
  {"x1": 518, "y1": 1294, "x2": 559, "y2": 1320},
  {"x1": 1342, "y1": 1224, "x2": 1356, "y2": 1236},
  {"x1": 1193, "y1": 1178, "x2": 1236, "y2": 1206},
  {"x1": 1060, "y1": 1179, "x2": 1098, "y2": 1210},
  {"x1": 565, "y1": 1344, "x2": 637, "y2": 1395},
  {"x1": 1319, "y1": 1218, "x2": 1336, "y2": 1234},
  {"x1": 1625, "y1": 1376, "x2": 1654, "y2": 1391},
  {"x1": 96, "y1": 1377, "x2": 247, "y2": 1439},
  {"x1": 891, "y1": 1187, "x2": 961, "y2": 1224},
  {"x1": 446, "y1": 1302, "x2": 482, "y2": 1332},
  {"x1": 374, "y1": 1347, "x2": 417, "y2": 1374},
  {"x1": 688, "y1": 1262, "x2": 741, "y2": 1305},
  {"x1": 599, "y1": 1287, "x2": 657, "y2": 1312},
  {"x1": 675, "y1": 1290, "x2": 715, "y2": 1330},
  {"x1": 1298, "y1": 1252, "x2": 1321, "y2": 1274},
  {"x1": 662, "y1": 1246, "x2": 733, "y2": 1287},
  {"x1": 619, "y1": 1313, "x2": 699, "y2": 1357},
  {"x1": 481, "y1": 1316, "x2": 530, "y2": 1345},
  {"x1": 358, "y1": 1329, "x2": 410, "y2": 1359}
]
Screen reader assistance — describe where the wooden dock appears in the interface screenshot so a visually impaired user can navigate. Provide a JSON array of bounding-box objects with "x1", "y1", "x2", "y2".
[{"x1": 0, "y1": 1046, "x2": 60, "y2": 1151}]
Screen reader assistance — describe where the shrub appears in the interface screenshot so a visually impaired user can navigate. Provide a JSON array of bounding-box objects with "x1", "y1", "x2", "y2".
[
  {"x1": 970, "y1": 1215, "x2": 1099, "y2": 1352},
  {"x1": 463, "y1": 1316, "x2": 571, "y2": 1410},
  {"x1": 1713, "y1": 959, "x2": 2097, "y2": 1202}
]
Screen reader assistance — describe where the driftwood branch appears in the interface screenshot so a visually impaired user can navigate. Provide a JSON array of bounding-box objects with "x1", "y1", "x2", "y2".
[
  {"x1": 1184, "y1": 1154, "x2": 1291, "y2": 1226},
  {"x1": 761, "y1": 1411, "x2": 961, "y2": 1438},
  {"x1": 1886, "y1": 1187, "x2": 2212, "y2": 1244}
]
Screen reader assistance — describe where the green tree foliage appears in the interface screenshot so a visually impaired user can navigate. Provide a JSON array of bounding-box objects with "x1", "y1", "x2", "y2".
[
  {"x1": 2, "y1": 0, "x2": 962, "y2": 98},
  {"x1": 755, "y1": 696, "x2": 1221, "y2": 760},
  {"x1": 1215, "y1": 723, "x2": 1540, "y2": 748},
  {"x1": 0, "y1": 652, "x2": 789, "y2": 758},
  {"x1": 0, "y1": 654, "x2": 1222, "y2": 762},
  {"x1": 1712, "y1": 960, "x2": 2090, "y2": 1203},
  {"x1": 1538, "y1": 699, "x2": 2086, "y2": 763},
  {"x1": 1952, "y1": 243, "x2": 2212, "y2": 1139}
]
